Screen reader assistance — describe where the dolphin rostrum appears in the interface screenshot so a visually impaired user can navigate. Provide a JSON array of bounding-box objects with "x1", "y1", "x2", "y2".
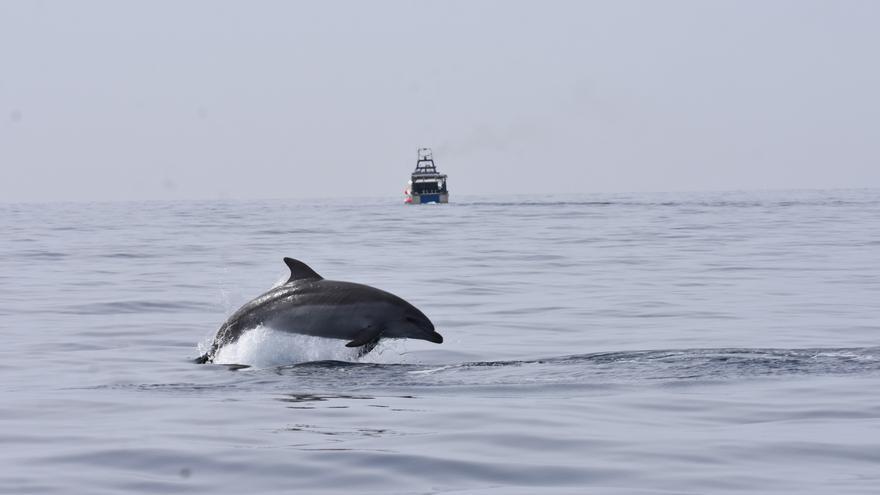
[{"x1": 196, "y1": 258, "x2": 443, "y2": 363}]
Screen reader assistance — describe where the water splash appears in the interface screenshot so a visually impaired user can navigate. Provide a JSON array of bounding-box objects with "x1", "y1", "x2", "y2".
[
  {"x1": 211, "y1": 326, "x2": 362, "y2": 367},
  {"x1": 208, "y1": 326, "x2": 415, "y2": 368}
]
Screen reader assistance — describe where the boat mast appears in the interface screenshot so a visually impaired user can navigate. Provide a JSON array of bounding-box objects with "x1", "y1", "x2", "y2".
[{"x1": 414, "y1": 147, "x2": 438, "y2": 175}]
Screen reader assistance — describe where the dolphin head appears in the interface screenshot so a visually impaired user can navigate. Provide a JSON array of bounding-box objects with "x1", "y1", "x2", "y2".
[{"x1": 384, "y1": 303, "x2": 443, "y2": 344}]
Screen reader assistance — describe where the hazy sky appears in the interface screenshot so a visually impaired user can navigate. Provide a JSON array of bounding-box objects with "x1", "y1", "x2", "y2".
[{"x1": 1, "y1": 1, "x2": 878, "y2": 202}]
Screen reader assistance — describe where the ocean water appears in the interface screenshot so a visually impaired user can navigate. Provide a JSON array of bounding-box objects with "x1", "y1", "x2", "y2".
[{"x1": 1, "y1": 189, "x2": 879, "y2": 494}]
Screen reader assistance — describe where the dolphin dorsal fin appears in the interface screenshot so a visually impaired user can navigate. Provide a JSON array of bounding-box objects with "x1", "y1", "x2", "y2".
[{"x1": 283, "y1": 258, "x2": 323, "y2": 283}]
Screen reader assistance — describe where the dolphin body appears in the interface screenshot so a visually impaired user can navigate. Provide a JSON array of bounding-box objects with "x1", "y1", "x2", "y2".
[{"x1": 196, "y1": 258, "x2": 443, "y2": 363}]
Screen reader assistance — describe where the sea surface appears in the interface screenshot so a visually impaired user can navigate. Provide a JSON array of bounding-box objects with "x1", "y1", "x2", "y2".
[{"x1": 1, "y1": 189, "x2": 879, "y2": 494}]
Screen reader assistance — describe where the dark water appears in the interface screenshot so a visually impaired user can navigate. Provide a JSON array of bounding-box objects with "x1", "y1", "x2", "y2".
[{"x1": 2, "y1": 189, "x2": 879, "y2": 494}]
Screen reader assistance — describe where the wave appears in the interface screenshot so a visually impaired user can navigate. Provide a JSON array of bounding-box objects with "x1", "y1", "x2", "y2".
[
  {"x1": 464, "y1": 199, "x2": 879, "y2": 208},
  {"x1": 198, "y1": 345, "x2": 880, "y2": 391}
]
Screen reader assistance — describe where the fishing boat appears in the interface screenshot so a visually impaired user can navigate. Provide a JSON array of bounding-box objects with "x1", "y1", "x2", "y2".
[{"x1": 404, "y1": 148, "x2": 448, "y2": 204}]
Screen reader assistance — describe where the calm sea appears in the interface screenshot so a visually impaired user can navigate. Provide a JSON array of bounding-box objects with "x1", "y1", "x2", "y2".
[{"x1": 1, "y1": 189, "x2": 879, "y2": 494}]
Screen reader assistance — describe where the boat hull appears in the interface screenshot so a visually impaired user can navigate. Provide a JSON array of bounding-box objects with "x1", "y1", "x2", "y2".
[{"x1": 407, "y1": 193, "x2": 449, "y2": 204}]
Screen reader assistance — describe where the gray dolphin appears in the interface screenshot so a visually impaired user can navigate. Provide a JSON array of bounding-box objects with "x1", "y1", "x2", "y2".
[{"x1": 196, "y1": 258, "x2": 443, "y2": 363}]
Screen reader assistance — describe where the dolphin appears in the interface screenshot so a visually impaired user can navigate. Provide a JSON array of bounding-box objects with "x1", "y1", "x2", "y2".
[{"x1": 196, "y1": 258, "x2": 443, "y2": 363}]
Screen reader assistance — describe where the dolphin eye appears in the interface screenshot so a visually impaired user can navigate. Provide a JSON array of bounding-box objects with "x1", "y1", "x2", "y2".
[{"x1": 405, "y1": 316, "x2": 419, "y2": 323}]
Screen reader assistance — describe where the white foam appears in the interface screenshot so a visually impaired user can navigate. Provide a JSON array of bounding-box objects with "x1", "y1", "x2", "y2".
[
  {"x1": 210, "y1": 325, "x2": 412, "y2": 368},
  {"x1": 211, "y1": 326, "x2": 353, "y2": 367}
]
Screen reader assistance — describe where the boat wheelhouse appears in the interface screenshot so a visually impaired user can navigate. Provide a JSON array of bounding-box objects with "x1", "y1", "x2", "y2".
[{"x1": 405, "y1": 147, "x2": 449, "y2": 204}]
